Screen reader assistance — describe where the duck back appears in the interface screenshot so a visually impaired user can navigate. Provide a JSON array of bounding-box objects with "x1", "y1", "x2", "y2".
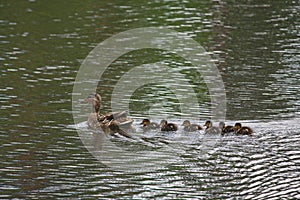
[
  {"x1": 236, "y1": 126, "x2": 253, "y2": 135},
  {"x1": 222, "y1": 125, "x2": 234, "y2": 134},
  {"x1": 161, "y1": 123, "x2": 178, "y2": 131},
  {"x1": 205, "y1": 126, "x2": 220, "y2": 135},
  {"x1": 184, "y1": 124, "x2": 202, "y2": 132}
]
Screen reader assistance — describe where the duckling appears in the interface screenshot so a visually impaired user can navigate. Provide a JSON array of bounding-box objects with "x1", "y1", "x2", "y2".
[
  {"x1": 219, "y1": 122, "x2": 234, "y2": 135},
  {"x1": 204, "y1": 120, "x2": 220, "y2": 134},
  {"x1": 140, "y1": 119, "x2": 160, "y2": 131},
  {"x1": 160, "y1": 120, "x2": 178, "y2": 131},
  {"x1": 234, "y1": 122, "x2": 253, "y2": 136},
  {"x1": 181, "y1": 120, "x2": 202, "y2": 132}
]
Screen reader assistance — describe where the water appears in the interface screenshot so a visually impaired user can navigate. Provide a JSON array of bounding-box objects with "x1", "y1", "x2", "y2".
[{"x1": 1, "y1": 0, "x2": 299, "y2": 199}]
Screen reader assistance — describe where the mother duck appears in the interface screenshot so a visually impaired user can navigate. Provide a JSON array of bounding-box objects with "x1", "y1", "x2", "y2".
[{"x1": 83, "y1": 93, "x2": 133, "y2": 138}]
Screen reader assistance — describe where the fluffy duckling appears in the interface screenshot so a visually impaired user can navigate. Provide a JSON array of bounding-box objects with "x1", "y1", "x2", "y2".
[
  {"x1": 204, "y1": 120, "x2": 220, "y2": 134},
  {"x1": 219, "y1": 122, "x2": 234, "y2": 135},
  {"x1": 234, "y1": 122, "x2": 253, "y2": 136},
  {"x1": 160, "y1": 120, "x2": 178, "y2": 131},
  {"x1": 181, "y1": 120, "x2": 202, "y2": 132},
  {"x1": 140, "y1": 119, "x2": 159, "y2": 131}
]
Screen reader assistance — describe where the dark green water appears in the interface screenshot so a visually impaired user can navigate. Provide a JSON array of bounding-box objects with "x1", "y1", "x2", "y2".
[{"x1": 1, "y1": 0, "x2": 299, "y2": 199}]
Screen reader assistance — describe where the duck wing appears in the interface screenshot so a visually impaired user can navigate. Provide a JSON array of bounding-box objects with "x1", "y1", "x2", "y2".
[
  {"x1": 104, "y1": 110, "x2": 128, "y2": 120},
  {"x1": 118, "y1": 119, "x2": 134, "y2": 129},
  {"x1": 108, "y1": 120, "x2": 132, "y2": 138},
  {"x1": 97, "y1": 110, "x2": 129, "y2": 122}
]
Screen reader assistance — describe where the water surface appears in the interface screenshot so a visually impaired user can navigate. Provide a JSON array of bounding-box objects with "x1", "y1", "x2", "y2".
[{"x1": 0, "y1": 0, "x2": 299, "y2": 199}]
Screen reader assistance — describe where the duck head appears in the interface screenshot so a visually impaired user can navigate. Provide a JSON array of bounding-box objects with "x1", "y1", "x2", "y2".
[
  {"x1": 140, "y1": 119, "x2": 151, "y2": 126},
  {"x1": 83, "y1": 93, "x2": 102, "y2": 113},
  {"x1": 219, "y1": 122, "x2": 225, "y2": 129},
  {"x1": 181, "y1": 120, "x2": 191, "y2": 127},
  {"x1": 160, "y1": 119, "x2": 168, "y2": 127},
  {"x1": 234, "y1": 122, "x2": 242, "y2": 131},
  {"x1": 204, "y1": 120, "x2": 213, "y2": 129}
]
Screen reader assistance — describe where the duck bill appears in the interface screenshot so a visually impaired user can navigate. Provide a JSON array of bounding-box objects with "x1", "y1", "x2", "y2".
[
  {"x1": 81, "y1": 97, "x2": 93, "y2": 103},
  {"x1": 81, "y1": 99, "x2": 88, "y2": 104}
]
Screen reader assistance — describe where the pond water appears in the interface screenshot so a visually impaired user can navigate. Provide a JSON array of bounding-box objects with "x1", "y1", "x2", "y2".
[{"x1": 0, "y1": 0, "x2": 299, "y2": 199}]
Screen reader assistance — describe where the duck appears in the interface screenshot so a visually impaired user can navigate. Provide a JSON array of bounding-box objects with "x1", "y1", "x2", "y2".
[
  {"x1": 83, "y1": 93, "x2": 133, "y2": 136},
  {"x1": 160, "y1": 120, "x2": 178, "y2": 131},
  {"x1": 233, "y1": 122, "x2": 253, "y2": 136},
  {"x1": 181, "y1": 120, "x2": 202, "y2": 132},
  {"x1": 204, "y1": 120, "x2": 220, "y2": 134},
  {"x1": 140, "y1": 119, "x2": 160, "y2": 131},
  {"x1": 219, "y1": 122, "x2": 234, "y2": 135}
]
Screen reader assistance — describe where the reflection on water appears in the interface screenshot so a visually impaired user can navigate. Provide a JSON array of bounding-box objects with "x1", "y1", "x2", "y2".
[{"x1": 0, "y1": 0, "x2": 299, "y2": 199}]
